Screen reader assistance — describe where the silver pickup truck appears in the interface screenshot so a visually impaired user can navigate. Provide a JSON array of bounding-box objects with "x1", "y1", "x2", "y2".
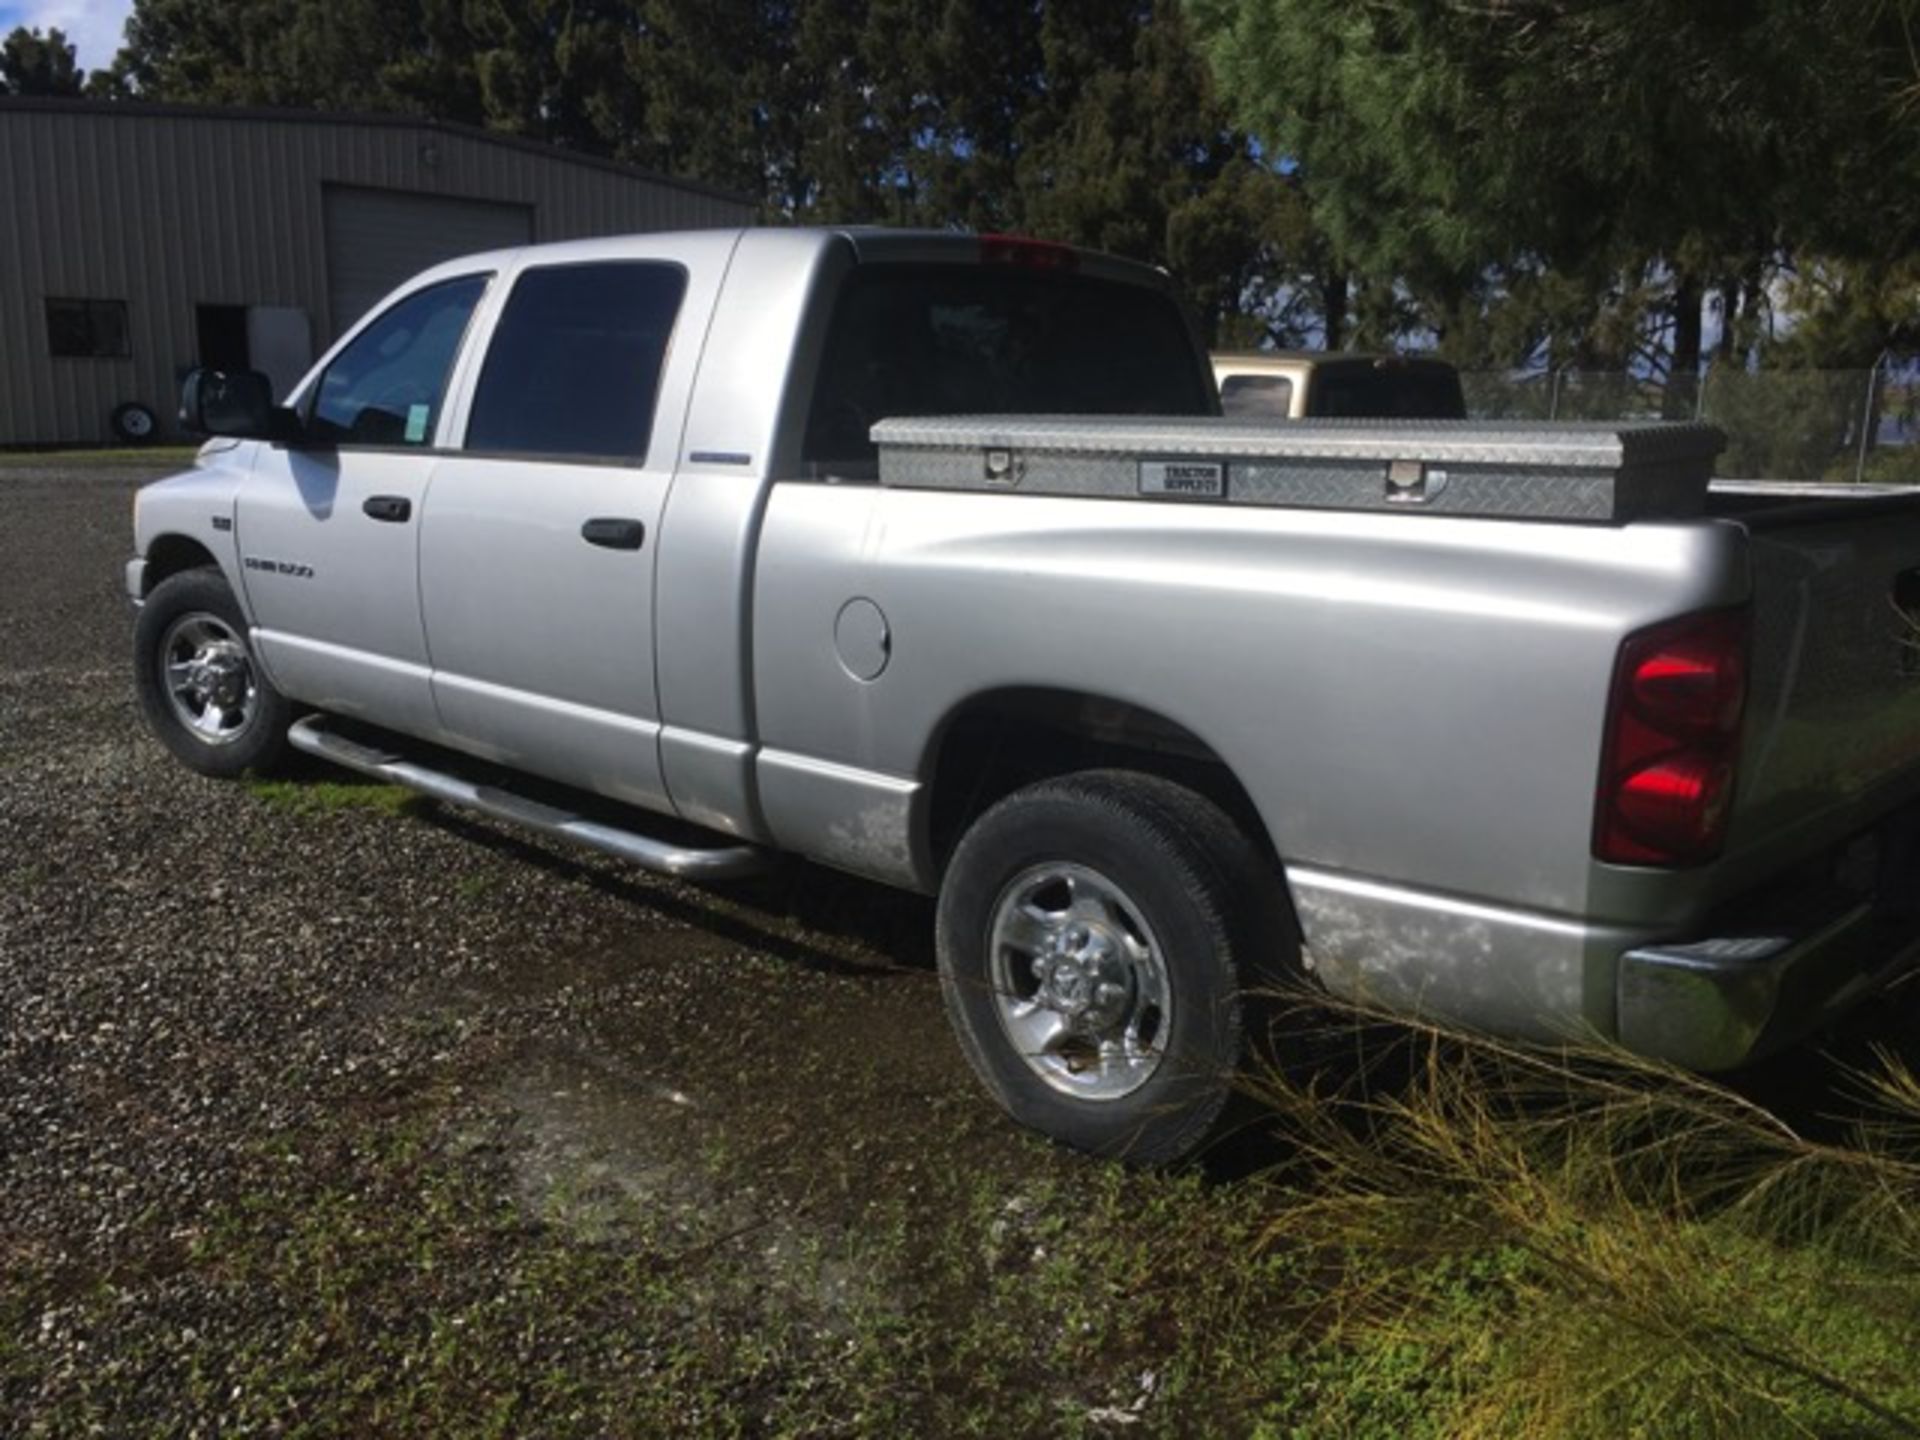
[{"x1": 127, "y1": 227, "x2": 1920, "y2": 1162}]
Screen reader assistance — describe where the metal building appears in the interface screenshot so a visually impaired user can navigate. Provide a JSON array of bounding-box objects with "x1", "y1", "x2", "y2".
[{"x1": 0, "y1": 98, "x2": 754, "y2": 447}]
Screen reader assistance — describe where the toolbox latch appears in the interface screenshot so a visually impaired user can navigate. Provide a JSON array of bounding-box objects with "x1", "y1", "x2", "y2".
[
  {"x1": 1386, "y1": 460, "x2": 1449, "y2": 505},
  {"x1": 983, "y1": 448, "x2": 1024, "y2": 486}
]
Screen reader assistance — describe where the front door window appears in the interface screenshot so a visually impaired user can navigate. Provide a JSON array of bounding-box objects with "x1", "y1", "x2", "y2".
[{"x1": 308, "y1": 276, "x2": 488, "y2": 447}]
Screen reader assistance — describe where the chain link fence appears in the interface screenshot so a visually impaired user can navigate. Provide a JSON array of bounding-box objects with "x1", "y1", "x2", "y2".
[{"x1": 1461, "y1": 363, "x2": 1920, "y2": 483}]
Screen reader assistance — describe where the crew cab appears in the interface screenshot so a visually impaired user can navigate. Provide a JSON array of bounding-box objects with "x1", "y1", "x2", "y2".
[{"x1": 127, "y1": 228, "x2": 1920, "y2": 1162}]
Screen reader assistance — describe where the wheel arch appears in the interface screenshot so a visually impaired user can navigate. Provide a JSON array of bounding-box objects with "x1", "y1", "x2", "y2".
[
  {"x1": 141, "y1": 533, "x2": 223, "y2": 595},
  {"x1": 919, "y1": 686, "x2": 1281, "y2": 884}
]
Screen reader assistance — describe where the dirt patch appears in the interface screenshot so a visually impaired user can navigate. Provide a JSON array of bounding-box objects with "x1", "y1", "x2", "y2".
[{"x1": 485, "y1": 1044, "x2": 710, "y2": 1237}]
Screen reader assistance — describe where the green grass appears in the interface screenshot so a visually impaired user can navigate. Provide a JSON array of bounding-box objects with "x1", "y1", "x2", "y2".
[
  {"x1": 0, "y1": 445, "x2": 200, "y2": 466},
  {"x1": 243, "y1": 776, "x2": 418, "y2": 818},
  {"x1": 0, "y1": 1054, "x2": 1478, "y2": 1438},
  {"x1": 0, "y1": 1107, "x2": 1378, "y2": 1438},
  {"x1": 4, "y1": 1008, "x2": 1918, "y2": 1436},
  {"x1": 1241, "y1": 1011, "x2": 1920, "y2": 1439}
]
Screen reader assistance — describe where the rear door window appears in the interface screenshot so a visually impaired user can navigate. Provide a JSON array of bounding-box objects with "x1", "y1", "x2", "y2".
[
  {"x1": 308, "y1": 275, "x2": 489, "y2": 446},
  {"x1": 803, "y1": 265, "x2": 1212, "y2": 467},
  {"x1": 465, "y1": 261, "x2": 688, "y2": 462}
]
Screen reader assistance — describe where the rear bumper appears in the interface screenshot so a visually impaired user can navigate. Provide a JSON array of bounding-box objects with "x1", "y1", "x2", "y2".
[
  {"x1": 1618, "y1": 811, "x2": 1920, "y2": 1070},
  {"x1": 1619, "y1": 908, "x2": 1920, "y2": 1070}
]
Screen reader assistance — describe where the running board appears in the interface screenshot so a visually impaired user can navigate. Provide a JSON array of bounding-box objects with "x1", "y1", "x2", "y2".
[{"x1": 286, "y1": 716, "x2": 772, "y2": 881}]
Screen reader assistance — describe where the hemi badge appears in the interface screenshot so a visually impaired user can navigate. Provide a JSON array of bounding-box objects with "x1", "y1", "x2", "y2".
[{"x1": 1138, "y1": 458, "x2": 1224, "y2": 499}]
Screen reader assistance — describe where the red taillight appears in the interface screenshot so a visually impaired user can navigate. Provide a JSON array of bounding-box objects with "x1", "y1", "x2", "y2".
[
  {"x1": 1594, "y1": 609, "x2": 1750, "y2": 867},
  {"x1": 979, "y1": 233, "x2": 1079, "y2": 270},
  {"x1": 1629, "y1": 633, "x2": 1746, "y2": 736}
]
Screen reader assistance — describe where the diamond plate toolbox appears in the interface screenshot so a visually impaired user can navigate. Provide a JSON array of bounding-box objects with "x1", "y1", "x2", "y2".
[{"x1": 870, "y1": 416, "x2": 1725, "y2": 524}]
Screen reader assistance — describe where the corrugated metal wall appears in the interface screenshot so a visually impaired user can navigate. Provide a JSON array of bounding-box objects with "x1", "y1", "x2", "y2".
[
  {"x1": 0, "y1": 101, "x2": 754, "y2": 446},
  {"x1": 321, "y1": 186, "x2": 532, "y2": 334}
]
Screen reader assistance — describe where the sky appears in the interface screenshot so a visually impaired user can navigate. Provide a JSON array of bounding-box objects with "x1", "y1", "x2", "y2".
[{"x1": 0, "y1": 0, "x2": 135, "y2": 72}]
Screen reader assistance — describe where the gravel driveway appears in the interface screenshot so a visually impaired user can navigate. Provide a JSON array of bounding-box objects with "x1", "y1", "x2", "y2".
[{"x1": 1, "y1": 457, "x2": 1152, "y2": 1435}]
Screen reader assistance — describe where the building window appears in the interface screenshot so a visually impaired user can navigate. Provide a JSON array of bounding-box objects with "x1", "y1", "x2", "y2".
[{"x1": 46, "y1": 298, "x2": 130, "y2": 359}]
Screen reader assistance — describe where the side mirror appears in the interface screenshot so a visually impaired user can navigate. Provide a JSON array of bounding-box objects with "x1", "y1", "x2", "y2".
[{"x1": 180, "y1": 368, "x2": 300, "y2": 441}]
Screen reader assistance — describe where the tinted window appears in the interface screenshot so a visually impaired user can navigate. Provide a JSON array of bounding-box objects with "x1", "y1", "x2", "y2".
[
  {"x1": 1219, "y1": 373, "x2": 1295, "y2": 419},
  {"x1": 1314, "y1": 363, "x2": 1467, "y2": 419},
  {"x1": 465, "y1": 262, "x2": 688, "y2": 461},
  {"x1": 310, "y1": 275, "x2": 488, "y2": 446},
  {"x1": 803, "y1": 265, "x2": 1213, "y2": 466}
]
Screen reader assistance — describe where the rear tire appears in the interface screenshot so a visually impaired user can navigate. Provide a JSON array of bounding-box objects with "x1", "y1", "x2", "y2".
[
  {"x1": 134, "y1": 568, "x2": 291, "y2": 777},
  {"x1": 936, "y1": 769, "x2": 1294, "y2": 1164}
]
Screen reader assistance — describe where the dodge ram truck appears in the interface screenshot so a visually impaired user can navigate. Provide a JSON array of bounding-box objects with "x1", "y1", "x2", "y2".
[{"x1": 127, "y1": 227, "x2": 1920, "y2": 1162}]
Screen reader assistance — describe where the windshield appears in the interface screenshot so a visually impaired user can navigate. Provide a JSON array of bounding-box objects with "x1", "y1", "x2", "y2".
[{"x1": 803, "y1": 263, "x2": 1214, "y2": 468}]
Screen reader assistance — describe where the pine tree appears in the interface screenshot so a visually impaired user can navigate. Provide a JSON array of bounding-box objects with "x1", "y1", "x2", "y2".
[
  {"x1": 1190, "y1": 0, "x2": 1920, "y2": 371},
  {"x1": 1, "y1": 26, "x2": 86, "y2": 96}
]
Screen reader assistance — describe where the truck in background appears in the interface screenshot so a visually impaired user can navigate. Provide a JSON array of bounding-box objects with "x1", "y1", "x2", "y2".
[{"x1": 1214, "y1": 351, "x2": 1467, "y2": 420}]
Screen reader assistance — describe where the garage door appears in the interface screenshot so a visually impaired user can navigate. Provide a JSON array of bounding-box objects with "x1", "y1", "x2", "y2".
[{"x1": 323, "y1": 185, "x2": 532, "y2": 339}]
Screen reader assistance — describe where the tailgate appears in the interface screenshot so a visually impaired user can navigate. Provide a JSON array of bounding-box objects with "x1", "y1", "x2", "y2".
[{"x1": 1727, "y1": 491, "x2": 1920, "y2": 865}]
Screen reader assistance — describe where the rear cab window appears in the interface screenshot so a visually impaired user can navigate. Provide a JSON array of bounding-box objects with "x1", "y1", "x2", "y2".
[{"x1": 803, "y1": 264, "x2": 1213, "y2": 474}]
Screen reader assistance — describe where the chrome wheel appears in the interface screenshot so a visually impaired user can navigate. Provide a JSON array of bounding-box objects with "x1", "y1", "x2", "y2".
[
  {"x1": 988, "y1": 863, "x2": 1171, "y2": 1101},
  {"x1": 158, "y1": 611, "x2": 259, "y2": 746}
]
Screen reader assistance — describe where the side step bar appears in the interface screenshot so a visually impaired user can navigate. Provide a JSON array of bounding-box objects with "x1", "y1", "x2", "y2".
[{"x1": 286, "y1": 716, "x2": 772, "y2": 881}]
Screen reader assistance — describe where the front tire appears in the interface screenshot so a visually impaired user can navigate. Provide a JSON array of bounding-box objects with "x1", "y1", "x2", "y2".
[
  {"x1": 936, "y1": 770, "x2": 1293, "y2": 1164},
  {"x1": 133, "y1": 568, "x2": 291, "y2": 777}
]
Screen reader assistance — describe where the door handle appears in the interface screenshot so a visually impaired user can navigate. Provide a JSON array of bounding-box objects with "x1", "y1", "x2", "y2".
[
  {"x1": 581, "y1": 517, "x2": 646, "y2": 550},
  {"x1": 363, "y1": 495, "x2": 412, "y2": 523}
]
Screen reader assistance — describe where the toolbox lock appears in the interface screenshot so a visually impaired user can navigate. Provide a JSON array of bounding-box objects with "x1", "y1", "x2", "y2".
[
  {"x1": 983, "y1": 448, "x2": 1024, "y2": 486},
  {"x1": 1386, "y1": 460, "x2": 1449, "y2": 505}
]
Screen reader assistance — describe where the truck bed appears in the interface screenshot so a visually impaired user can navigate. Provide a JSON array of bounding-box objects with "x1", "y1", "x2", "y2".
[{"x1": 868, "y1": 416, "x2": 1920, "y2": 932}]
